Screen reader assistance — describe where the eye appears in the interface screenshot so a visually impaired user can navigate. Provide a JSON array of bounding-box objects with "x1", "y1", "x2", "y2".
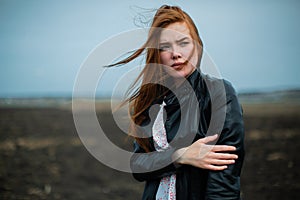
[
  {"x1": 179, "y1": 41, "x2": 189, "y2": 47},
  {"x1": 159, "y1": 45, "x2": 171, "y2": 51}
]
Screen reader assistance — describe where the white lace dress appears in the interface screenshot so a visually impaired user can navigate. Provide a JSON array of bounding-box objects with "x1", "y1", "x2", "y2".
[{"x1": 152, "y1": 101, "x2": 176, "y2": 200}]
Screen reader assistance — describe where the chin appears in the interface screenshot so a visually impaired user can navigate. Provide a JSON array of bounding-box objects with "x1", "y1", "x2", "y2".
[
  {"x1": 163, "y1": 65, "x2": 195, "y2": 79},
  {"x1": 167, "y1": 70, "x2": 189, "y2": 79},
  {"x1": 171, "y1": 69, "x2": 196, "y2": 78}
]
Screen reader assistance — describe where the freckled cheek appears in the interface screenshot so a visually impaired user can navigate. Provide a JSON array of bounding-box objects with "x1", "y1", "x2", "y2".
[
  {"x1": 159, "y1": 52, "x2": 171, "y2": 65},
  {"x1": 182, "y1": 47, "x2": 194, "y2": 59}
]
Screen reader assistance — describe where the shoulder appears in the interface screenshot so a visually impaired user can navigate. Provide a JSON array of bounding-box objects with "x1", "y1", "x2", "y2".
[{"x1": 201, "y1": 73, "x2": 238, "y2": 100}]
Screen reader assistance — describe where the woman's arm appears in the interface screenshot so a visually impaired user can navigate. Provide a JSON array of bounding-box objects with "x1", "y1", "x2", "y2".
[
  {"x1": 172, "y1": 79, "x2": 244, "y2": 199},
  {"x1": 205, "y1": 80, "x2": 245, "y2": 199},
  {"x1": 172, "y1": 134, "x2": 238, "y2": 170},
  {"x1": 131, "y1": 140, "x2": 178, "y2": 182},
  {"x1": 131, "y1": 134, "x2": 239, "y2": 182}
]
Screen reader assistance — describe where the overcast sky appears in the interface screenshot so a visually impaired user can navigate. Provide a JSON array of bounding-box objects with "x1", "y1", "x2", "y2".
[{"x1": 1, "y1": 0, "x2": 299, "y2": 97}]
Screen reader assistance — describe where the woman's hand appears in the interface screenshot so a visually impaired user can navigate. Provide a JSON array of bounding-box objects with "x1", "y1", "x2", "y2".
[{"x1": 172, "y1": 134, "x2": 238, "y2": 170}]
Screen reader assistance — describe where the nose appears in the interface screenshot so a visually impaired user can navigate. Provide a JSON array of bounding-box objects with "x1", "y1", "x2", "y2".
[{"x1": 171, "y1": 50, "x2": 182, "y2": 60}]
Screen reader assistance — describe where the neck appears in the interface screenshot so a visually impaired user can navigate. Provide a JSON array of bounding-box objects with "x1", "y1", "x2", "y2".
[{"x1": 173, "y1": 68, "x2": 197, "y2": 88}]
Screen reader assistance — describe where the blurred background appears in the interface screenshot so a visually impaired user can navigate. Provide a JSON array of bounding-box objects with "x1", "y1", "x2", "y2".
[{"x1": 0, "y1": 0, "x2": 299, "y2": 199}]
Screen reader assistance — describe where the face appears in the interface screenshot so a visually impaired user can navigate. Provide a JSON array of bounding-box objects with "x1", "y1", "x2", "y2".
[{"x1": 159, "y1": 22, "x2": 198, "y2": 78}]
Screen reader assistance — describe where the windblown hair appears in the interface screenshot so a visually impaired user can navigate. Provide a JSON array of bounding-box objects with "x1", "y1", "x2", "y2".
[{"x1": 109, "y1": 5, "x2": 204, "y2": 152}]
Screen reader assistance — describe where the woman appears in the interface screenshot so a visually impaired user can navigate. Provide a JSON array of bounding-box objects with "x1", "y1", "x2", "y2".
[{"x1": 110, "y1": 5, "x2": 244, "y2": 200}]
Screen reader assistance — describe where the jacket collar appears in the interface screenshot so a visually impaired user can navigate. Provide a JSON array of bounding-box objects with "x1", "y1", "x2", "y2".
[
  {"x1": 164, "y1": 68, "x2": 207, "y2": 105},
  {"x1": 185, "y1": 69, "x2": 208, "y2": 97},
  {"x1": 186, "y1": 68, "x2": 200, "y2": 88}
]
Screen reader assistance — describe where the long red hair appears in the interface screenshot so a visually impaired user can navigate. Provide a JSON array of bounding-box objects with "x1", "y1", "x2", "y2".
[{"x1": 109, "y1": 5, "x2": 204, "y2": 152}]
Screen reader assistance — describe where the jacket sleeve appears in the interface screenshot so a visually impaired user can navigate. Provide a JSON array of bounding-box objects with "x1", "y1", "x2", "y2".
[
  {"x1": 130, "y1": 139, "x2": 179, "y2": 182},
  {"x1": 205, "y1": 80, "x2": 245, "y2": 200}
]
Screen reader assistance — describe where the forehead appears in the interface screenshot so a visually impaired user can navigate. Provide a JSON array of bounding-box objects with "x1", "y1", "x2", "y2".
[{"x1": 160, "y1": 22, "x2": 191, "y2": 42}]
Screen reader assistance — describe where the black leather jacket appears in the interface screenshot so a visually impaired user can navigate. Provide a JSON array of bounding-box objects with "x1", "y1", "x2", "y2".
[{"x1": 131, "y1": 70, "x2": 245, "y2": 200}]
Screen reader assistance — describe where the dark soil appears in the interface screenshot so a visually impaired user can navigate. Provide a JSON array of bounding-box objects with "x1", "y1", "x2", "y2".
[{"x1": 0, "y1": 103, "x2": 299, "y2": 199}]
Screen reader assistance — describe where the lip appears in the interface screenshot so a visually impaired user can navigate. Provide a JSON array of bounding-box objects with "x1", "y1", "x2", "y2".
[{"x1": 171, "y1": 62, "x2": 186, "y2": 68}]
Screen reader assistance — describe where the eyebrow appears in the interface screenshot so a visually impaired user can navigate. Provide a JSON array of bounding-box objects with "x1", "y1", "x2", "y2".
[
  {"x1": 159, "y1": 37, "x2": 190, "y2": 45},
  {"x1": 176, "y1": 37, "x2": 190, "y2": 43}
]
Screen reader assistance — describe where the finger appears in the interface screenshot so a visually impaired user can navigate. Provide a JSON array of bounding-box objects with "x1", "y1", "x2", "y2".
[
  {"x1": 208, "y1": 158, "x2": 236, "y2": 166},
  {"x1": 211, "y1": 145, "x2": 236, "y2": 152},
  {"x1": 210, "y1": 152, "x2": 238, "y2": 160},
  {"x1": 206, "y1": 164, "x2": 228, "y2": 171},
  {"x1": 198, "y1": 134, "x2": 218, "y2": 144}
]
